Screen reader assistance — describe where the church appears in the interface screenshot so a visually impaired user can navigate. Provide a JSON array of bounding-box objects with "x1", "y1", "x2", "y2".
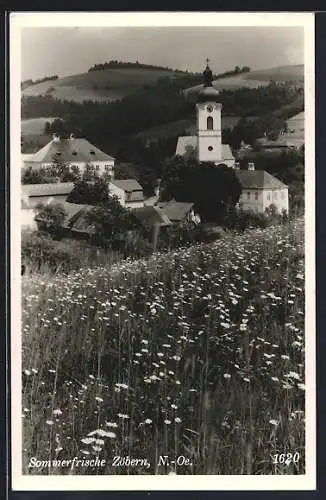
[
  {"x1": 175, "y1": 60, "x2": 289, "y2": 214},
  {"x1": 175, "y1": 59, "x2": 235, "y2": 167}
]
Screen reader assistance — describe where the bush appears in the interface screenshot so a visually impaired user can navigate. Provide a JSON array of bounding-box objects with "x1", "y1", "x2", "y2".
[
  {"x1": 21, "y1": 231, "x2": 121, "y2": 274},
  {"x1": 35, "y1": 202, "x2": 67, "y2": 238}
]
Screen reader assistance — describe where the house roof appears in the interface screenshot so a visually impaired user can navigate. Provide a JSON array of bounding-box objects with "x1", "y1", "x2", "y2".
[
  {"x1": 111, "y1": 179, "x2": 143, "y2": 191},
  {"x1": 133, "y1": 206, "x2": 171, "y2": 228},
  {"x1": 24, "y1": 137, "x2": 115, "y2": 164},
  {"x1": 235, "y1": 170, "x2": 288, "y2": 189},
  {"x1": 22, "y1": 182, "x2": 75, "y2": 197},
  {"x1": 256, "y1": 138, "x2": 295, "y2": 148},
  {"x1": 22, "y1": 153, "x2": 35, "y2": 163},
  {"x1": 175, "y1": 136, "x2": 234, "y2": 161},
  {"x1": 62, "y1": 203, "x2": 96, "y2": 233},
  {"x1": 158, "y1": 201, "x2": 194, "y2": 221},
  {"x1": 110, "y1": 179, "x2": 144, "y2": 202}
]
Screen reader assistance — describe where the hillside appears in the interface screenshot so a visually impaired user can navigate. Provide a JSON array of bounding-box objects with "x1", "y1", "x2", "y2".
[
  {"x1": 184, "y1": 64, "x2": 304, "y2": 96},
  {"x1": 22, "y1": 219, "x2": 305, "y2": 474},
  {"x1": 21, "y1": 67, "x2": 181, "y2": 103}
]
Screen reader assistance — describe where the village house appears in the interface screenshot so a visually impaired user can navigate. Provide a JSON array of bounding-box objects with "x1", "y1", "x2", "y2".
[
  {"x1": 21, "y1": 134, "x2": 115, "y2": 177},
  {"x1": 157, "y1": 201, "x2": 201, "y2": 225},
  {"x1": 21, "y1": 182, "x2": 75, "y2": 230},
  {"x1": 109, "y1": 179, "x2": 145, "y2": 209},
  {"x1": 235, "y1": 163, "x2": 289, "y2": 214}
]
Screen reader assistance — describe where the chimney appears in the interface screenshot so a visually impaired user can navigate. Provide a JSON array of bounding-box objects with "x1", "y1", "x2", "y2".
[
  {"x1": 248, "y1": 162, "x2": 255, "y2": 171},
  {"x1": 234, "y1": 161, "x2": 240, "y2": 170},
  {"x1": 52, "y1": 134, "x2": 60, "y2": 143},
  {"x1": 70, "y1": 133, "x2": 74, "y2": 140}
]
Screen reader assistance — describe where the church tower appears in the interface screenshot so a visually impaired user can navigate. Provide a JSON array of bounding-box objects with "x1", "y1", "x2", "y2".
[{"x1": 196, "y1": 59, "x2": 222, "y2": 163}]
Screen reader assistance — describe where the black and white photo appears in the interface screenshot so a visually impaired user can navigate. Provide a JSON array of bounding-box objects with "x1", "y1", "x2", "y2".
[{"x1": 10, "y1": 12, "x2": 315, "y2": 491}]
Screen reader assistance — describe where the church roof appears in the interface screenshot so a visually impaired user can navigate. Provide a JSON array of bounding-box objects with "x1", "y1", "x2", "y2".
[
  {"x1": 235, "y1": 170, "x2": 288, "y2": 189},
  {"x1": 175, "y1": 136, "x2": 234, "y2": 162},
  {"x1": 25, "y1": 137, "x2": 115, "y2": 164}
]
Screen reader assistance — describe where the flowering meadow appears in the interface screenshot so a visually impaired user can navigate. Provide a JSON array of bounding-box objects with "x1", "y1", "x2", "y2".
[{"x1": 22, "y1": 219, "x2": 305, "y2": 475}]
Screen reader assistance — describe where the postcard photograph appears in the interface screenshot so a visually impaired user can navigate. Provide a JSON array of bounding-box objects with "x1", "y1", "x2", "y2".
[{"x1": 10, "y1": 12, "x2": 316, "y2": 491}]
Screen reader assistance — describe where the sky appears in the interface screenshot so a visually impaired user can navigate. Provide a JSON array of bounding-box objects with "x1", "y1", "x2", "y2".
[{"x1": 21, "y1": 26, "x2": 304, "y2": 81}]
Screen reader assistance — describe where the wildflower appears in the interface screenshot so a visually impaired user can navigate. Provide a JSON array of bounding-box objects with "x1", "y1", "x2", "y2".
[
  {"x1": 224, "y1": 373, "x2": 231, "y2": 379},
  {"x1": 269, "y1": 419, "x2": 279, "y2": 426},
  {"x1": 81, "y1": 437, "x2": 95, "y2": 445},
  {"x1": 164, "y1": 419, "x2": 172, "y2": 425},
  {"x1": 95, "y1": 396, "x2": 104, "y2": 403},
  {"x1": 145, "y1": 419, "x2": 152, "y2": 424},
  {"x1": 175, "y1": 417, "x2": 182, "y2": 423},
  {"x1": 46, "y1": 420, "x2": 54, "y2": 426},
  {"x1": 53, "y1": 409, "x2": 63, "y2": 417},
  {"x1": 105, "y1": 422, "x2": 118, "y2": 428},
  {"x1": 117, "y1": 413, "x2": 130, "y2": 420}
]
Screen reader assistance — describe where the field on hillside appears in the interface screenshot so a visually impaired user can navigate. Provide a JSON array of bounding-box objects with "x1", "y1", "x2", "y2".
[
  {"x1": 185, "y1": 65, "x2": 304, "y2": 96},
  {"x1": 22, "y1": 220, "x2": 305, "y2": 475},
  {"x1": 21, "y1": 117, "x2": 58, "y2": 136},
  {"x1": 135, "y1": 116, "x2": 244, "y2": 140},
  {"x1": 21, "y1": 68, "x2": 175, "y2": 103}
]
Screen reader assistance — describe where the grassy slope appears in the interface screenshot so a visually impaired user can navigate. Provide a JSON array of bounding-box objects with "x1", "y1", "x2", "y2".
[
  {"x1": 21, "y1": 67, "x2": 176, "y2": 103},
  {"x1": 185, "y1": 65, "x2": 304, "y2": 95},
  {"x1": 22, "y1": 220, "x2": 305, "y2": 475}
]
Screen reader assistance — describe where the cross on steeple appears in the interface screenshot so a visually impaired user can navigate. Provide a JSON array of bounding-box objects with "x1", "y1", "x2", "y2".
[{"x1": 206, "y1": 57, "x2": 210, "y2": 66}]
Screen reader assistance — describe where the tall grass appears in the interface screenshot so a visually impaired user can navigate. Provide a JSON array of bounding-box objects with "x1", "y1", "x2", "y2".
[{"x1": 22, "y1": 219, "x2": 305, "y2": 475}]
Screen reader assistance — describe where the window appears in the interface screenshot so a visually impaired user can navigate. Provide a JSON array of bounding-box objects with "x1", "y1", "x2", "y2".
[
  {"x1": 281, "y1": 191, "x2": 285, "y2": 200},
  {"x1": 255, "y1": 192, "x2": 258, "y2": 200},
  {"x1": 207, "y1": 105, "x2": 213, "y2": 113},
  {"x1": 105, "y1": 165, "x2": 111, "y2": 171},
  {"x1": 267, "y1": 192, "x2": 271, "y2": 201},
  {"x1": 207, "y1": 116, "x2": 214, "y2": 130},
  {"x1": 126, "y1": 192, "x2": 132, "y2": 201},
  {"x1": 208, "y1": 146, "x2": 213, "y2": 151},
  {"x1": 247, "y1": 192, "x2": 251, "y2": 200},
  {"x1": 90, "y1": 151, "x2": 95, "y2": 155},
  {"x1": 95, "y1": 165, "x2": 100, "y2": 171},
  {"x1": 274, "y1": 191, "x2": 278, "y2": 200},
  {"x1": 72, "y1": 151, "x2": 77, "y2": 156}
]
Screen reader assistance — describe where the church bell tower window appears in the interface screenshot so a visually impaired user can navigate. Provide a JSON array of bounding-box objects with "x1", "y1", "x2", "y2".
[{"x1": 207, "y1": 116, "x2": 214, "y2": 130}]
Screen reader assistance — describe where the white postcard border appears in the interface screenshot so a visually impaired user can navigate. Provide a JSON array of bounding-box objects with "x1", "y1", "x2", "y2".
[{"x1": 10, "y1": 11, "x2": 316, "y2": 491}]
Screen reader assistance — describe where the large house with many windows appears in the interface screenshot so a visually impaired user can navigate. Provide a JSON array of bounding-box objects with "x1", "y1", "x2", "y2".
[
  {"x1": 235, "y1": 164, "x2": 289, "y2": 214},
  {"x1": 22, "y1": 135, "x2": 115, "y2": 177}
]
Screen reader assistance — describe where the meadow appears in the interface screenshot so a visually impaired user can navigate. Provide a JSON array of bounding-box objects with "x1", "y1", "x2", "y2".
[
  {"x1": 22, "y1": 219, "x2": 305, "y2": 475},
  {"x1": 21, "y1": 67, "x2": 175, "y2": 103},
  {"x1": 184, "y1": 64, "x2": 304, "y2": 96}
]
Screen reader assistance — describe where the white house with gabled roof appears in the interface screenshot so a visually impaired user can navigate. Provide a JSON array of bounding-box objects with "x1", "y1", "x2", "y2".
[
  {"x1": 22, "y1": 135, "x2": 115, "y2": 177},
  {"x1": 235, "y1": 164, "x2": 289, "y2": 214}
]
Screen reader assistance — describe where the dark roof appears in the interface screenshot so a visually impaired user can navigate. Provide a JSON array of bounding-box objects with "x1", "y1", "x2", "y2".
[
  {"x1": 62, "y1": 203, "x2": 95, "y2": 233},
  {"x1": 158, "y1": 201, "x2": 194, "y2": 221},
  {"x1": 27, "y1": 138, "x2": 115, "y2": 163},
  {"x1": 133, "y1": 206, "x2": 171, "y2": 228},
  {"x1": 22, "y1": 182, "x2": 75, "y2": 197},
  {"x1": 235, "y1": 170, "x2": 287, "y2": 189}
]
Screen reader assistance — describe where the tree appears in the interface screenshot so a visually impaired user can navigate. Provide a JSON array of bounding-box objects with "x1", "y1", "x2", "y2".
[
  {"x1": 35, "y1": 202, "x2": 67, "y2": 238},
  {"x1": 67, "y1": 177, "x2": 110, "y2": 205},
  {"x1": 85, "y1": 196, "x2": 141, "y2": 250},
  {"x1": 160, "y1": 156, "x2": 242, "y2": 223}
]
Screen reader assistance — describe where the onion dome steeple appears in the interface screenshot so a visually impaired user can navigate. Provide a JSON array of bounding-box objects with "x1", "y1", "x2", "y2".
[{"x1": 198, "y1": 58, "x2": 219, "y2": 102}]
